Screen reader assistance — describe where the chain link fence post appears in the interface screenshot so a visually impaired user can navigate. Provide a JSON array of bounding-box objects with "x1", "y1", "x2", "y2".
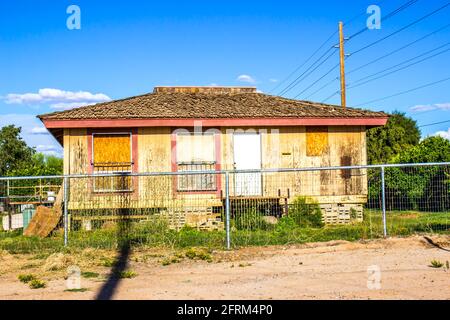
[
  {"x1": 225, "y1": 172, "x2": 231, "y2": 250},
  {"x1": 381, "y1": 166, "x2": 387, "y2": 238},
  {"x1": 63, "y1": 176, "x2": 69, "y2": 246}
]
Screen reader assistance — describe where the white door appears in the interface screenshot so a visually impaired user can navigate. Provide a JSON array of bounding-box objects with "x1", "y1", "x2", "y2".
[{"x1": 233, "y1": 133, "x2": 262, "y2": 196}]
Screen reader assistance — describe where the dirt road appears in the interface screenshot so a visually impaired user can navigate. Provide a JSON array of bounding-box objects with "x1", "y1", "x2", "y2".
[{"x1": 0, "y1": 235, "x2": 449, "y2": 300}]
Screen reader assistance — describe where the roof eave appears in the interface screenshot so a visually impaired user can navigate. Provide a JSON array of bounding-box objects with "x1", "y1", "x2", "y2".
[{"x1": 40, "y1": 117, "x2": 389, "y2": 129}]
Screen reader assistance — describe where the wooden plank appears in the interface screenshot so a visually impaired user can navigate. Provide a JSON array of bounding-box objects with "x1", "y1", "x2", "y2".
[
  {"x1": 306, "y1": 126, "x2": 329, "y2": 156},
  {"x1": 93, "y1": 134, "x2": 131, "y2": 164}
]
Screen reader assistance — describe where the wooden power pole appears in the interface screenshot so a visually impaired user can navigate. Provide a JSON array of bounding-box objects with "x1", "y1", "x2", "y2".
[{"x1": 338, "y1": 21, "x2": 346, "y2": 108}]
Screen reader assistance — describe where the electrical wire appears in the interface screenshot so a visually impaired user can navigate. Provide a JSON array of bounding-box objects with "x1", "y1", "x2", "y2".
[
  {"x1": 354, "y1": 76, "x2": 450, "y2": 107},
  {"x1": 348, "y1": 0, "x2": 420, "y2": 40},
  {"x1": 350, "y1": 2, "x2": 450, "y2": 56},
  {"x1": 347, "y1": 43, "x2": 450, "y2": 90},
  {"x1": 278, "y1": 47, "x2": 337, "y2": 96},
  {"x1": 347, "y1": 22, "x2": 450, "y2": 76},
  {"x1": 419, "y1": 120, "x2": 450, "y2": 127}
]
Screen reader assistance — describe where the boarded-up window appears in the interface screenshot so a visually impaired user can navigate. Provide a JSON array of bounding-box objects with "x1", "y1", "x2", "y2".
[
  {"x1": 92, "y1": 133, "x2": 132, "y2": 192},
  {"x1": 176, "y1": 133, "x2": 216, "y2": 191},
  {"x1": 306, "y1": 126, "x2": 328, "y2": 156}
]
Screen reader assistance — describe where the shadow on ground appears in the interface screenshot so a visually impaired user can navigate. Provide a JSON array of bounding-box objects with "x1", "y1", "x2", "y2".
[{"x1": 96, "y1": 208, "x2": 132, "y2": 300}]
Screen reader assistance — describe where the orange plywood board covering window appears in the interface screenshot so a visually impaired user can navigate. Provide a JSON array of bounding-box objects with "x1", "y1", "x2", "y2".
[
  {"x1": 306, "y1": 126, "x2": 328, "y2": 156},
  {"x1": 93, "y1": 134, "x2": 131, "y2": 164}
]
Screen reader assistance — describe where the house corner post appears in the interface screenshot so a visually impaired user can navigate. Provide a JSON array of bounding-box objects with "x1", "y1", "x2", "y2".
[
  {"x1": 63, "y1": 177, "x2": 69, "y2": 246},
  {"x1": 225, "y1": 172, "x2": 231, "y2": 250},
  {"x1": 381, "y1": 166, "x2": 387, "y2": 238}
]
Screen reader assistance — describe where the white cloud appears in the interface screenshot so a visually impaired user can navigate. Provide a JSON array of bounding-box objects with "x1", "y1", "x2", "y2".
[
  {"x1": 269, "y1": 78, "x2": 278, "y2": 83},
  {"x1": 434, "y1": 128, "x2": 450, "y2": 140},
  {"x1": 410, "y1": 102, "x2": 450, "y2": 112},
  {"x1": 29, "y1": 127, "x2": 49, "y2": 135},
  {"x1": 236, "y1": 74, "x2": 256, "y2": 84},
  {"x1": 4, "y1": 88, "x2": 111, "y2": 107}
]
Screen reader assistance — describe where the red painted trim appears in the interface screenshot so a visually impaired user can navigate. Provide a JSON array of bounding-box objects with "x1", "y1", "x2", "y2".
[
  {"x1": 43, "y1": 117, "x2": 388, "y2": 128},
  {"x1": 87, "y1": 128, "x2": 139, "y2": 199},
  {"x1": 171, "y1": 129, "x2": 222, "y2": 198}
]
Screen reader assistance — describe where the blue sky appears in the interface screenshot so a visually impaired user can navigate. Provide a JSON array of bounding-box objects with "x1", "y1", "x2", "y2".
[{"x1": 0, "y1": 0, "x2": 449, "y2": 156}]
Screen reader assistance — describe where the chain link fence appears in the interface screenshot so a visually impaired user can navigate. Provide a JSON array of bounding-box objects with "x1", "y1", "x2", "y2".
[{"x1": 0, "y1": 162, "x2": 448, "y2": 252}]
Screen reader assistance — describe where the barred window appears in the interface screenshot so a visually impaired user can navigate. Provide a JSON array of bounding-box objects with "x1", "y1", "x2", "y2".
[{"x1": 176, "y1": 133, "x2": 217, "y2": 192}]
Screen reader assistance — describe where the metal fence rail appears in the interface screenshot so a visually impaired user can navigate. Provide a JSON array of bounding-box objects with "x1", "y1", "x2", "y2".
[{"x1": 0, "y1": 162, "x2": 448, "y2": 250}]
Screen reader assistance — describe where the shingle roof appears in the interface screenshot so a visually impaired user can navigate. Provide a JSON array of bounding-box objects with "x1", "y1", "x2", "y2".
[{"x1": 37, "y1": 89, "x2": 387, "y2": 120}]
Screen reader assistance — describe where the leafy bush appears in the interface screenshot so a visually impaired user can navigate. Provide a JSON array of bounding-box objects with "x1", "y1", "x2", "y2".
[
  {"x1": 234, "y1": 208, "x2": 272, "y2": 231},
  {"x1": 289, "y1": 197, "x2": 324, "y2": 228}
]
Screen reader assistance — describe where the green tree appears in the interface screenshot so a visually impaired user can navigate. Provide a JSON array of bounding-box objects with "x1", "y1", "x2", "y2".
[
  {"x1": 394, "y1": 135, "x2": 450, "y2": 163},
  {"x1": 366, "y1": 111, "x2": 421, "y2": 164},
  {"x1": 8, "y1": 153, "x2": 63, "y2": 177},
  {"x1": 384, "y1": 136, "x2": 450, "y2": 211},
  {"x1": 0, "y1": 125, "x2": 35, "y2": 176}
]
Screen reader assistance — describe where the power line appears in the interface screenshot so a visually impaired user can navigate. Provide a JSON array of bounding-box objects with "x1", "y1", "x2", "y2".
[
  {"x1": 348, "y1": 0, "x2": 420, "y2": 40},
  {"x1": 419, "y1": 120, "x2": 450, "y2": 128},
  {"x1": 269, "y1": 30, "x2": 337, "y2": 94},
  {"x1": 354, "y1": 76, "x2": 450, "y2": 107},
  {"x1": 272, "y1": 0, "x2": 389, "y2": 96},
  {"x1": 304, "y1": 75, "x2": 339, "y2": 100},
  {"x1": 321, "y1": 90, "x2": 340, "y2": 104},
  {"x1": 293, "y1": 63, "x2": 340, "y2": 99},
  {"x1": 347, "y1": 22, "x2": 450, "y2": 76},
  {"x1": 278, "y1": 47, "x2": 337, "y2": 96},
  {"x1": 343, "y1": 0, "x2": 388, "y2": 27},
  {"x1": 350, "y1": 1, "x2": 450, "y2": 56},
  {"x1": 347, "y1": 43, "x2": 450, "y2": 90},
  {"x1": 292, "y1": 0, "x2": 425, "y2": 101}
]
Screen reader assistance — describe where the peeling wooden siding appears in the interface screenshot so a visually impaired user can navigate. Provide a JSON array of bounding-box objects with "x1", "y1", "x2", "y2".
[
  {"x1": 64, "y1": 125, "x2": 368, "y2": 210},
  {"x1": 138, "y1": 127, "x2": 171, "y2": 172},
  {"x1": 64, "y1": 128, "x2": 89, "y2": 207},
  {"x1": 137, "y1": 127, "x2": 173, "y2": 207},
  {"x1": 64, "y1": 128, "x2": 88, "y2": 175}
]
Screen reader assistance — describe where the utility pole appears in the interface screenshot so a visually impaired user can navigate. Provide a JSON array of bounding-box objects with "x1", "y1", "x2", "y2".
[{"x1": 338, "y1": 21, "x2": 346, "y2": 108}]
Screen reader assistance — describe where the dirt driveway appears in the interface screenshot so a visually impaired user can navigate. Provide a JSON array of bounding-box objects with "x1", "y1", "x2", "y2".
[{"x1": 0, "y1": 235, "x2": 449, "y2": 300}]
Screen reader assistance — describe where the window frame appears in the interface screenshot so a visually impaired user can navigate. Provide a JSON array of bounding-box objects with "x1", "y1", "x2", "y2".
[
  {"x1": 91, "y1": 131, "x2": 134, "y2": 193},
  {"x1": 171, "y1": 129, "x2": 222, "y2": 195}
]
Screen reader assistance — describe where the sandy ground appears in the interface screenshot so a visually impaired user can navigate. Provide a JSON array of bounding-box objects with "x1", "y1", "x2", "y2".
[{"x1": 0, "y1": 235, "x2": 449, "y2": 300}]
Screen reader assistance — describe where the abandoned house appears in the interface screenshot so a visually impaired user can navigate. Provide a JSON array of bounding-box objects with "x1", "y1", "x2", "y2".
[{"x1": 37, "y1": 86, "x2": 388, "y2": 227}]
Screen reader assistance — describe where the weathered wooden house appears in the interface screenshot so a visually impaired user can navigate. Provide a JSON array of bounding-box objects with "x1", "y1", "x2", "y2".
[{"x1": 38, "y1": 86, "x2": 388, "y2": 226}]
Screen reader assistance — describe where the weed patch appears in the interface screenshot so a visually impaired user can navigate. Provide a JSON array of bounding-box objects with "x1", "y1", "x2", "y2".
[
  {"x1": 29, "y1": 279, "x2": 46, "y2": 289},
  {"x1": 18, "y1": 274, "x2": 36, "y2": 283},
  {"x1": 81, "y1": 271, "x2": 99, "y2": 279},
  {"x1": 429, "y1": 260, "x2": 444, "y2": 268},
  {"x1": 115, "y1": 270, "x2": 137, "y2": 279},
  {"x1": 65, "y1": 288, "x2": 88, "y2": 292}
]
